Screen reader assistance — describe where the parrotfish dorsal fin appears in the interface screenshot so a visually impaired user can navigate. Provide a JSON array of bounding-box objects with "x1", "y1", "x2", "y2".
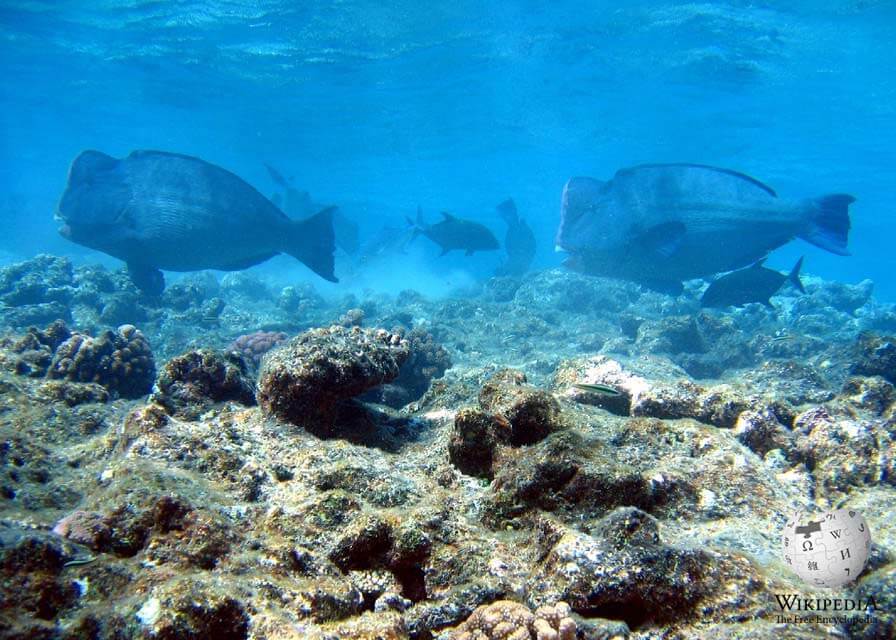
[
  {"x1": 440, "y1": 211, "x2": 457, "y2": 221},
  {"x1": 626, "y1": 163, "x2": 778, "y2": 198}
]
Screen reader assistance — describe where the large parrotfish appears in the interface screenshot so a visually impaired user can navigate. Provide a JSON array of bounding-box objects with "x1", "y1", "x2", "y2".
[
  {"x1": 57, "y1": 149, "x2": 338, "y2": 294},
  {"x1": 555, "y1": 163, "x2": 853, "y2": 295}
]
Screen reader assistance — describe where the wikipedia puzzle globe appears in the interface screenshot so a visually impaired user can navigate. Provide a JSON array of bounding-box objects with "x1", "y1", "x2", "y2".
[{"x1": 781, "y1": 508, "x2": 871, "y2": 588}]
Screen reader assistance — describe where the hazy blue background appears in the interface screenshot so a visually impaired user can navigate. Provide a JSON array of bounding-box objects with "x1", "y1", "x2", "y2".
[{"x1": 1, "y1": 1, "x2": 893, "y2": 299}]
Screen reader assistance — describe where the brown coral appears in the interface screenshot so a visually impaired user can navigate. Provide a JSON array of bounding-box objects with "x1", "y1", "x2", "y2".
[
  {"x1": 46, "y1": 324, "x2": 155, "y2": 398},
  {"x1": 451, "y1": 600, "x2": 576, "y2": 640}
]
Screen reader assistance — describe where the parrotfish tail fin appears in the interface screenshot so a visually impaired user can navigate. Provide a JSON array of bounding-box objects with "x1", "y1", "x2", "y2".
[
  {"x1": 789, "y1": 256, "x2": 806, "y2": 294},
  {"x1": 287, "y1": 206, "x2": 338, "y2": 282},
  {"x1": 802, "y1": 194, "x2": 854, "y2": 256},
  {"x1": 496, "y1": 198, "x2": 517, "y2": 224}
]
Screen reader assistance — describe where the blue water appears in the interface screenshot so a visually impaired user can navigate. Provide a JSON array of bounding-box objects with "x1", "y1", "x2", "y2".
[{"x1": 1, "y1": 1, "x2": 894, "y2": 299}]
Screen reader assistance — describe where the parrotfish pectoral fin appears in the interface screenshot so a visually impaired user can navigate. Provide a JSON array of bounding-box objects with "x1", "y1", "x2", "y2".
[
  {"x1": 286, "y1": 206, "x2": 338, "y2": 282},
  {"x1": 127, "y1": 263, "x2": 164, "y2": 296},
  {"x1": 789, "y1": 256, "x2": 806, "y2": 294},
  {"x1": 802, "y1": 194, "x2": 854, "y2": 256},
  {"x1": 638, "y1": 221, "x2": 686, "y2": 258}
]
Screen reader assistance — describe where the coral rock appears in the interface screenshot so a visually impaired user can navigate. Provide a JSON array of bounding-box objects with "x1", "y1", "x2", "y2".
[
  {"x1": 361, "y1": 327, "x2": 452, "y2": 407},
  {"x1": 0, "y1": 255, "x2": 75, "y2": 328},
  {"x1": 153, "y1": 348, "x2": 256, "y2": 419},
  {"x1": 228, "y1": 330, "x2": 288, "y2": 367},
  {"x1": 450, "y1": 599, "x2": 576, "y2": 640},
  {"x1": 4, "y1": 320, "x2": 72, "y2": 377}
]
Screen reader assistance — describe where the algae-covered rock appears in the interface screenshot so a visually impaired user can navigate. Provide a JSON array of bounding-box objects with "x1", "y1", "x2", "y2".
[
  {"x1": 479, "y1": 369, "x2": 564, "y2": 446},
  {"x1": 527, "y1": 508, "x2": 717, "y2": 626},
  {"x1": 256, "y1": 325, "x2": 409, "y2": 435},
  {"x1": 449, "y1": 408, "x2": 499, "y2": 478},
  {"x1": 851, "y1": 331, "x2": 896, "y2": 384},
  {"x1": 793, "y1": 405, "x2": 891, "y2": 497},
  {"x1": 134, "y1": 578, "x2": 250, "y2": 639},
  {"x1": 484, "y1": 430, "x2": 690, "y2": 526},
  {"x1": 0, "y1": 527, "x2": 80, "y2": 634},
  {"x1": 362, "y1": 327, "x2": 452, "y2": 407}
]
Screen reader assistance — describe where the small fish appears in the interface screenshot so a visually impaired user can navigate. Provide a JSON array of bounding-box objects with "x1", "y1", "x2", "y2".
[
  {"x1": 771, "y1": 332, "x2": 795, "y2": 343},
  {"x1": 407, "y1": 207, "x2": 499, "y2": 256},
  {"x1": 701, "y1": 257, "x2": 805, "y2": 308},
  {"x1": 63, "y1": 555, "x2": 97, "y2": 568},
  {"x1": 573, "y1": 382, "x2": 622, "y2": 396}
]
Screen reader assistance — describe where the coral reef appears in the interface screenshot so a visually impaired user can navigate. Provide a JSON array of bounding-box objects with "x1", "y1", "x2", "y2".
[
  {"x1": 257, "y1": 325, "x2": 409, "y2": 436},
  {"x1": 2, "y1": 320, "x2": 154, "y2": 399},
  {"x1": 851, "y1": 331, "x2": 896, "y2": 384},
  {"x1": 0, "y1": 254, "x2": 75, "y2": 327},
  {"x1": 2, "y1": 259, "x2": 896, "y2": 639}
]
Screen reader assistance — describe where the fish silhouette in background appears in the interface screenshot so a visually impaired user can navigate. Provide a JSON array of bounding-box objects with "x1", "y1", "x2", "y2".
[
  {"x1": 407, "y1": 207, "x2": 499, "y2": 256},
  {"x1": 495, "y1": 198, "x2": 536, "y2": 276},
  {"x1": 264, "y1": 162, "x2": 360, "y2": 256},
  {"x1": 556, "y1": 163, "x2": 853, "y2": 295},
  {"x1": 56, "y1": 150, "x2": 338, "y2": 294}
]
